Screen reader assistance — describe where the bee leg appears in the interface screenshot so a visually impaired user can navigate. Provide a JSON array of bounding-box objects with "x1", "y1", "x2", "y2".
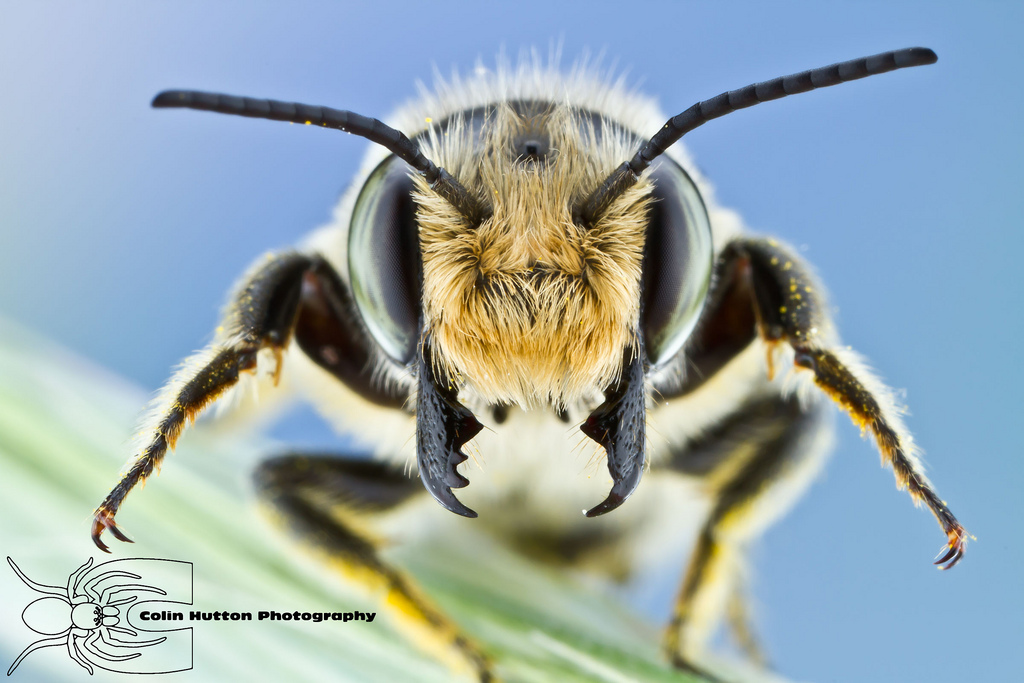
[
  {"x1": 726, "y1": 588, "x2": 767, "y2": 667},
  {"x1": 664, "y1": 395, "x2": 829, "y2": 673},
  {"x1": 737, "y1": 238, "x2": 968, "y2": 569},
  {"x1": 255, "y1": 454, "x2": 495, "y2": 682},
  {"x1": 92, "y1": 252, "x2": 408, "y2": 551}
]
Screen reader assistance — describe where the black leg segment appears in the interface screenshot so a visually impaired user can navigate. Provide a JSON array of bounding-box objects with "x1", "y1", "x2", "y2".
[
  {"x1": 294, "y1": 258, "x2": 409, "y2": 409},
  {"x1": 256, "y1": 453, "x2": 423, "y2": 513}
]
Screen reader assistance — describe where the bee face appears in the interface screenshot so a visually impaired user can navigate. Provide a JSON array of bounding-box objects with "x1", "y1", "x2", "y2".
[{"x1": 348, "y1": 101, "x2": 714, "y2": 408}]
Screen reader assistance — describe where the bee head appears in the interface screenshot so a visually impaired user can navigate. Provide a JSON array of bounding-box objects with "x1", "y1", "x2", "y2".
[{"x1": 399, "y1": 103, "x2": 709, "y2": 408}]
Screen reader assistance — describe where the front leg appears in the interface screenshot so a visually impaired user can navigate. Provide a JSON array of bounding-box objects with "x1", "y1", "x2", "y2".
[
  {"x1": 92, "y1": 252, "x2": 407, "y2": 550},
  {"x1": 735, "y1": 238, "x2": 968, "y2": 568}
]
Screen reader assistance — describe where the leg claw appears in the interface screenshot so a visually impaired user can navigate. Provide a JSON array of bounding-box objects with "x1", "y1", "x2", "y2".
[
  {"x1": 91, "y1": 510, "x2": 133, "y2": 553},
  {"x1": 933, "y1": 526, "x2": 967, "y2": 570}
]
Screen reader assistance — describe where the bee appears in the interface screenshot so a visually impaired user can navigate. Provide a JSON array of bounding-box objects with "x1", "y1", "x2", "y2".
[{"x1": 91, "y1": 47, "x2": 967, "y2": 681}]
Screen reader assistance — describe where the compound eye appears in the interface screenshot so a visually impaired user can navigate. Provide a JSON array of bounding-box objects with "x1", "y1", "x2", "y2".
[
  {"x1": 641, "y1": 160, "x2": 714, "y2": 366},
  {"x1": 348, "y1": 156, "x2": 422, "y2": 364}
]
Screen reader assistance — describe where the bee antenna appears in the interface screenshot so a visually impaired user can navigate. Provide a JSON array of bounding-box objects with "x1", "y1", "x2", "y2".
[
  {"x1": 578, "y1": 47, "x2": 938, "y2": 224},
  {"x1": 152, "y1": 90, "x2": 487, "y2": 223}
]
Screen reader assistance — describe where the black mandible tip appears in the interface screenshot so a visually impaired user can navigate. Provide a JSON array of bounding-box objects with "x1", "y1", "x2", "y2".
[
  {"x1": 578, "y1": 47, "x2": 938, "y2": 224},
  {"x1": 152, "y1": 89, "x2": 486, "y2": 223}
]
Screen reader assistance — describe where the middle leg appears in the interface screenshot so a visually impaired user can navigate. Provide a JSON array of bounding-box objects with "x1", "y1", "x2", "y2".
[
  {"x1": 664, "y1": 393, "x2": 831, "y2": 670},
  {"x1": 254, "y1": 453, "x2": 495, "y2": 682}
]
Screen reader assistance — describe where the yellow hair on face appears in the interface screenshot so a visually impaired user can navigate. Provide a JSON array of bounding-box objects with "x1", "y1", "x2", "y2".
[{"x1": 414, "y1": 104, "x2": 653, "y2": 408}]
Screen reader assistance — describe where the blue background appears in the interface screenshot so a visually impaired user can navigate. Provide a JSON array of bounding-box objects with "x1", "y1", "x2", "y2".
[{"x1": 1, "y1": 2, "x2": 1021, "y2": 681}]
